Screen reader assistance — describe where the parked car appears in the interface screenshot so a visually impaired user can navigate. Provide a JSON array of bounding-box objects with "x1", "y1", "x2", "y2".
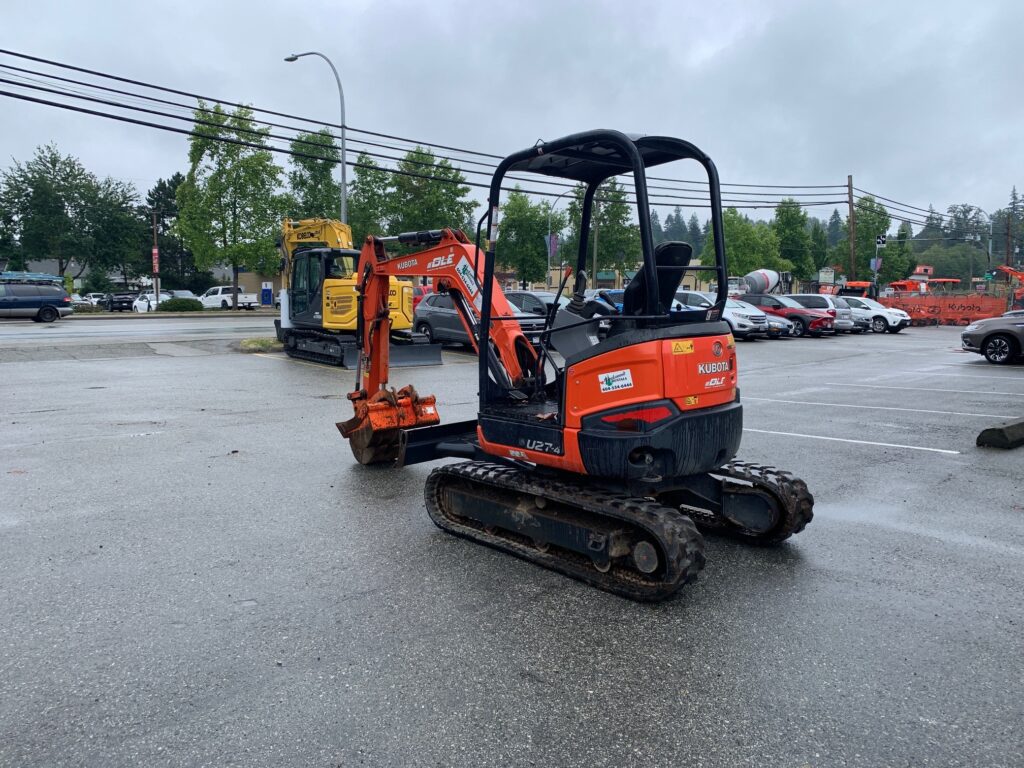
[
  {"x1": 412, "y1": 284, "x2": 433, "y2": 312},
  {"x1": 785, "y1": 294, "x2": 856, "y2": 332},
  {"x1": 961, "y1": 316, "x2": 1024, "y2": 364},
  {"x1": 84, "y1": 292, "x2": 107, "y2": 305},
  {"x1": 168, "y1": 289, "x2": 199, "y2": 300},
  {"x1": 841, "y1": 296, "x2": 912, "y2": 333},
  {"x1": 741, "y1": 293, "x2": 835, "y2": 337},
  {"x1": 504, "y1": 290, "x2": 571, "y2": 317},
  {"x1": 414, "y1": 292, "x2": 546, "y2": 345},
  {"x1": 132, "y1": 291, "x2": 173, "y2": 312},
  {"x1": 672, "y1": 291, "x2": 769, "y2": 339},
  {"x1": 199, "y1": 285, "x2": 259, "y2": 310},
  {"x1": 0, "y1": 282, "x2": 73, "y2": 322},
  {"x1": 765, "y1": 314, "x2": 794, "y2": 338},
  {"x1": 105, "y1": 291, "x2": 136, "y2": 312},
  {"x1": 70, "y1": 293, "x2": 93, "y2": 308}
]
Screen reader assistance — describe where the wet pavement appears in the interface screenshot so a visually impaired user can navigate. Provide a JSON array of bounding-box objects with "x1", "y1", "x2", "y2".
[{"x1": 1, "y1": 326, "x2": 1022, "y2": 767}]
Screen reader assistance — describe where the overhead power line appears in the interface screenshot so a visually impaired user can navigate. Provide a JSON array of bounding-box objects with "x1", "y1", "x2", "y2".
[{"x1": 0, "y1": 48, "x2": 846, "y2": 193}]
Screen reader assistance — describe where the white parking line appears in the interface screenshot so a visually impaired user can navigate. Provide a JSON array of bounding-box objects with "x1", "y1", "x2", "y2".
[
  {"x1": 900, "y1": 370, "x2": 1024, "y2": 381},
  {"x1": 827, "y1": 382, "x2": 1023, "y2": 396},
  {"x1": 744, "y1": 396, "x2": 1011, "y2": 419},
  {"x1": 743, "y1": 428, "x2": 960, "y2": 454}
]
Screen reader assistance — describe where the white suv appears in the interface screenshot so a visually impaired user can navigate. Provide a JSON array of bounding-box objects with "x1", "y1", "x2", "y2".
[
  {"x1": 842, "y1": 296, "x2": 911, "y2": 334},
  {"x1": 673, "y1": 291, "x2": 770, "y2": 339}
]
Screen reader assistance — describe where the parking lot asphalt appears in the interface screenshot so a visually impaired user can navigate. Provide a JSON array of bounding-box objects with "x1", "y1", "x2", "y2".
[{"x1": 1, "y1": 326, "x2": 1022, "y2": 767}]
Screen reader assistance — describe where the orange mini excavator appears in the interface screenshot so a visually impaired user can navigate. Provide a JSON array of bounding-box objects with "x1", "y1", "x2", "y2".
[{"x1": 338, "y1": 130, "x2": 813, "y2": 601}]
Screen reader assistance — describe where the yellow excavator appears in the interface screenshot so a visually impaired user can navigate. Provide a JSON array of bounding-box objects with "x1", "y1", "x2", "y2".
[{"x1": 275, "y1": 218, "x2": 442, "y2": 367}]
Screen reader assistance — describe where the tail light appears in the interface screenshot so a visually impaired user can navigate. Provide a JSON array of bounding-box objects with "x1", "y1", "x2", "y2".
[
  {"x1": 827, "y1": 309, "x2": 836, "y2": 317},
  {"x1": 62, "y1": 297, "x2": 70, "y2": 304},
  {"x1": 582, "y1": 400, "x2": 679, "y2": 433}
]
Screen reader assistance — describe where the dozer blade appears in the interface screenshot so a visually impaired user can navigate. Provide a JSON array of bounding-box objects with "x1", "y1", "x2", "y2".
[
  {"x1": 339, "y1": 341, "x2": 442, "y2": 368},
  {"x1": 338, "y1": 385, "x2": 440, "y2": 466},
  {"x1": 384, "y1": 341, "x2": 444, "y2": 368}
]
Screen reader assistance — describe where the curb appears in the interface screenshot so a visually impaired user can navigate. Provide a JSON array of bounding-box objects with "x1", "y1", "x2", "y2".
[
  {"x1": 977, "y1": 420, "x2": 1024, "y2": 450},
  {"x1": 67, "y1": 311, "x2": 279, "y2": 320}
]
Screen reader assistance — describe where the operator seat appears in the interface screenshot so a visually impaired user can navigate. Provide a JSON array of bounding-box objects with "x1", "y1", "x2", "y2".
[{"x1": 622, "y1": 241, "x2": 692, "y2": 317}]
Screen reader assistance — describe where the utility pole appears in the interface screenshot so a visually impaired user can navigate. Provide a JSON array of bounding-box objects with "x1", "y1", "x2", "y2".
[
  {"x1": 847, "y1": 175, "x2": 857, "y2": 280},
  {"x1": 151, "y1": 210, "x2": 160, "y2": 309}
]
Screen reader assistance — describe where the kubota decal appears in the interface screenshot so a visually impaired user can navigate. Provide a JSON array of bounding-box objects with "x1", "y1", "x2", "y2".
[
  {"x1": 698, "y1": 361, "x2": 731, "y2": 375},
  {"x1": 705, "y1": 377, "x2": 726, "y2": 388}
]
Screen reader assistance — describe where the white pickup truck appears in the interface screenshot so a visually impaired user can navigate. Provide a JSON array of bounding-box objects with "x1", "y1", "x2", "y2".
[{"x1": 199, "y1": 285, "x2": 260, "y2": 310}]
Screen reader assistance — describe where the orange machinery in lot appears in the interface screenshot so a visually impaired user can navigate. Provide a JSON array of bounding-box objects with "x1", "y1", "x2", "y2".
[{"x1": 333, "y1": 130, "x2": 813, "y2": 601}]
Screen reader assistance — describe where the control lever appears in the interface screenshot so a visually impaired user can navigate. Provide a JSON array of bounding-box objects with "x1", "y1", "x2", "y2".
[{"x1": 598, "y1": 290, "x2": 621, "y2": 314}]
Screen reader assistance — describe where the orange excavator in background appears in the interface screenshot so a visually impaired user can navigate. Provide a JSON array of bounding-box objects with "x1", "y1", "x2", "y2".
[
  {"x1": 337, "y1": 130, "x2": 814, "y2": 601},
  {"x1": 995, "y1": 265, "x2": 1024, "y2": 309}
]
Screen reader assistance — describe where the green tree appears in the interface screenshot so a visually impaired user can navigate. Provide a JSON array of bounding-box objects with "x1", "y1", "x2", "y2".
[
  {"x1": 347, "y1": 152, "x2": 391, "y2": 246},
  {"x1": 879, "y1": 221, "x2": 915, "y2": 284},
  {"x1": 2, "y1": 143, "x2": 97, "y2": 277},
  {"x1": 143, "y1": 174, "x2": 211, "y2": 293},
  {"x1": 595, "y1": 179, "x2": 640, "y2": 275},
  {"x1": 850, "y1": 196, "x2": 891, "y2": 279},
  {"x1": 562, "y1": 180, "x2": 640, "y2": 280},
  {"x1": 176, "y1": 102, "x2": 286, "y2": 306},
  {"x1": 701, "y1": 207, "x2": 790, "y2": 276},
  {"x1": 288, "y1": 129, "x2": 341, "y2": 219},
  {"x1": 493, "y1": 187, "x2": 562, "y2": 285},
  {"x1": 0, "y1": 193, "x2": 24, "y2": 270},
  {"x1": 687, "y1": 213, "x2": 705, "y2": 254},
  {"x1": 387, "y1": 146, "x2": 476, "y2": 237},
  {"x1": 912, "y1": 206, "x2": 946, "y2": 253},
  {"x1": 772, "y1": 198, "x2": 814, "y2": 279},
  {"x1": 663, "y1": 206, "x2": 686, "y2": 241},
  {"x1": 89, "y1": 177, "x2": 145, "y2": 287},
  {"x1": 810, "y1": 220, "x2": 828, "y2": 270},
  {"x1": 826, "y1": 209, "x2": 843, "y2": 248},
  {"x1": 649, "y1": 210, "x2": 665, "y2": 244}
]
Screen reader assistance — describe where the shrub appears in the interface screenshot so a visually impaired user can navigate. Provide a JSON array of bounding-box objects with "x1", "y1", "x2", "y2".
[
  {"x1": 156, "y1": 298, "x2": 204, "y2": 312},
  {"x1": 71, "y1": 303, "x2": 104, "y2": 313}
]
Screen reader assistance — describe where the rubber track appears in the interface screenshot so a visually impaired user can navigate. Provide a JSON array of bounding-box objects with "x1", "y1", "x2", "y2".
[
  {"x1": 424, "y1": 461, "x2": 706, "y2": 602},
  {"x1": 681, "y1": 460, "x2": 814, "y2": 545},
  {"x1": 284, "y1": 330, "x2": 353, "y2": 367}
]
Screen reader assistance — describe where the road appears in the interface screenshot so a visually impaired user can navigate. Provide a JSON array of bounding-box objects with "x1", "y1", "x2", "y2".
[
  {"x1": 1, "y1": 326, "x2": 1022, "y2": 767},
  {"x1": 0, "y1": 314, "x2": 278, "y2": 363}
]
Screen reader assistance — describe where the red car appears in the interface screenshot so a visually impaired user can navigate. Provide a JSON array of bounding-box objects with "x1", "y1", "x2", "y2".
[
  {"x1": 741, "y1": 294, "x2": 835, "y2": 337},
  {"x1": 412, "y1": 284, "x2": 433, "y2": 311}
]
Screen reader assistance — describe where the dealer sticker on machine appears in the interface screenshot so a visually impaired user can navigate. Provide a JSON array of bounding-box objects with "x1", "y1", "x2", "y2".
[{"x1": 598, "y1": 369, "x2": 634, "y2": 393}]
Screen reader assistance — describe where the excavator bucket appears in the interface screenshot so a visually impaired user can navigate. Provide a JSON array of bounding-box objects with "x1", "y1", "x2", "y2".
[
  {"x1": 339, "y1": 341, "x2": 443, "y2": 369},
  {"x1": 337, "y1": 385, "x2": 441, "y2": 465}
]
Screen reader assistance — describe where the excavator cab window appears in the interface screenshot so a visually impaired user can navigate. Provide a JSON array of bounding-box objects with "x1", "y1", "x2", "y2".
[
  {"x1": 327, "y1": 252, "x2": 357, "y2": 279},
  {"x1": 291, "y1": 254, "x2": 309, "y2": 315}
]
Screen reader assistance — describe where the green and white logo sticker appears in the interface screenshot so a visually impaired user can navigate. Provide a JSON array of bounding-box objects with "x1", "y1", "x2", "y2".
[{"x1": 598, "y1": 369, "x2": 634, "y2": 393}]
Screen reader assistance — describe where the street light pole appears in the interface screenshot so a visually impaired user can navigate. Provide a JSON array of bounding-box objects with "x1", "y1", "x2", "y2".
[
  {"x1": 546, "y1": 189, "x2": 573, "y2": 288},
  {"x1": 284, "y1": 51, "x2": 347, "y2": 224}
]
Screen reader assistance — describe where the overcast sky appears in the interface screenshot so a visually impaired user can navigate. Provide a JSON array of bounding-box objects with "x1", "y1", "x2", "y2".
[{"x1": 3, "y1": 0, "x2": 1022, "y2": 231}]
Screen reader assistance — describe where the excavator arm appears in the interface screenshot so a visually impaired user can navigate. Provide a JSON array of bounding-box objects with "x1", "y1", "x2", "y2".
[{"x1": 338, "y1": 228, "x2": 538, "y2": 464}]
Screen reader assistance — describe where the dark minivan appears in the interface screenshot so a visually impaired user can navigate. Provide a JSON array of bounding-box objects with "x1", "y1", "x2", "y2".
[{"x1": 0, "y1": 283, "x2": 73, "y2": 322}]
